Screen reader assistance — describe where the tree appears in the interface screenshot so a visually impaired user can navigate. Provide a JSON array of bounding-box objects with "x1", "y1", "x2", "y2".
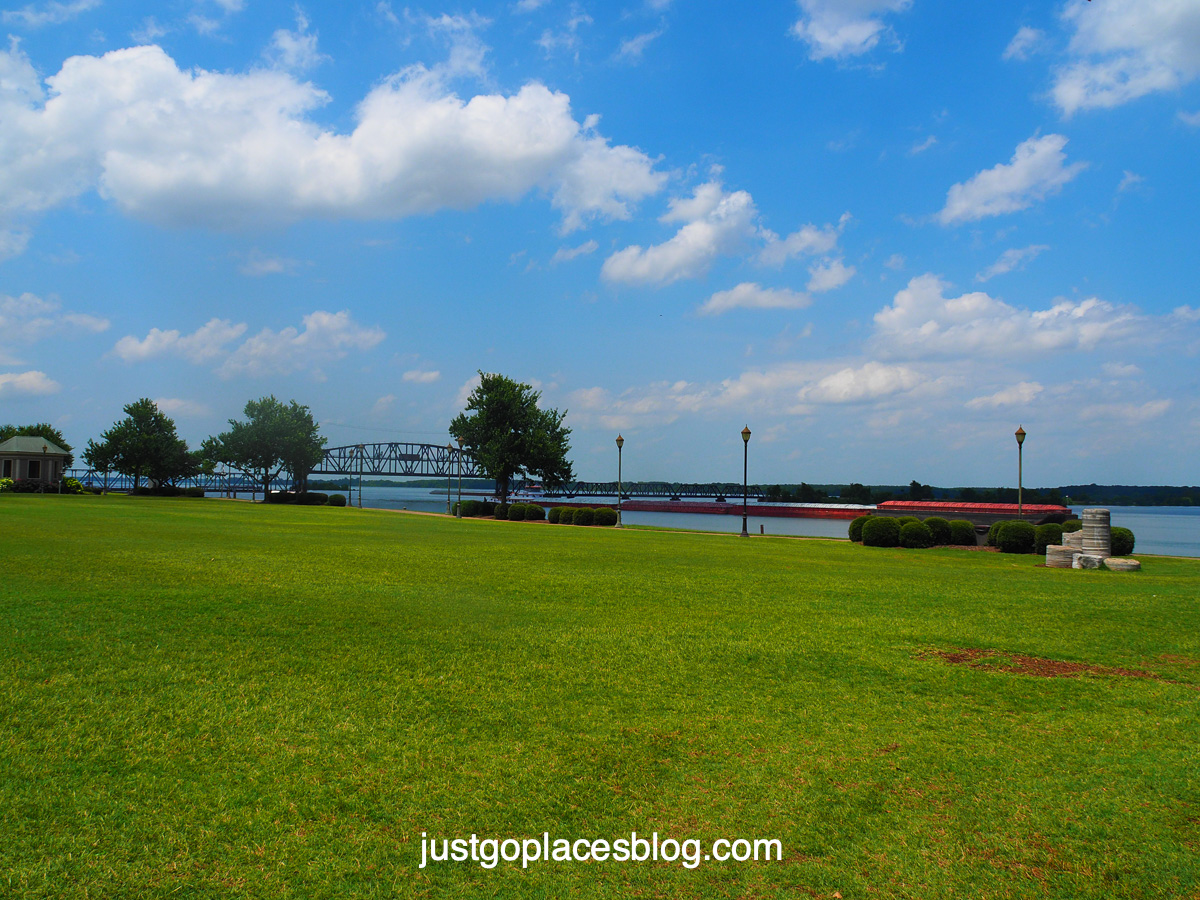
[
  {"x1": 450, "y1": 372, "x2": 573, "y2": 507},
  {"x1": 0, "y1": 423, "x2": 74, "y2": 467},
  {"x1": 206, "y1": 397, "x2": 326, "y2": 496},
  {"x1": 83, "y1": 399, "x2": 197, "y2": 489}
]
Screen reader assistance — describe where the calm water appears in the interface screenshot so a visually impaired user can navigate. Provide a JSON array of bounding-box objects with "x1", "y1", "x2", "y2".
[{"x1": 346, "y1": 486, "x2": 1200, "y2": 558}]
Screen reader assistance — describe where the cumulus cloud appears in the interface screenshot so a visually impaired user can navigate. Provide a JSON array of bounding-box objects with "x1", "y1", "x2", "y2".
[
  {"x1": 937, "y1": 134, "x2": 1086, "y2": 225},
  {"x1": 113, "y1": 318, "x2": 247, "y2": 363},
  {"x1": 966, "y1": 381, "x2": 1044, "y2": 409},
  {"x1": 790, "y1": 0, "x2": 911, "y2": 62},
  {"x1": 758, "y1": 212, "x2": 849, "y2": 266},
  {"x1": 976, "y1": 244, "x2": 1050, "y2": 282},
  {"x1": 154, "y1": 397, "x2": 211, "y2": 417},
  {"x1": 873, "y1": 274, "x2": 1144, "y2": 357},
  {"x1": 1003, "y1": 26, "x2": 1046, "y2": 62},
  {"x1": 264, "y1": 10, "x2": 328, "y2": 73},
  {"x1": 402, "y1": 369, "x2": 441, "y2": 383},
  {"x1": 806, "y1": 257, "x2": 855, "y2": 293},
  {"x1": 0, "y1": 292, "x2": 109, "y2": 342},
  {"x1": 218, "y1": 311, "x2": 385, "y2": 378},
  {"x1": 2, "y1": 0, "x2": 99, "y2": 28},
  {"x1": 601, "y1": 181, "x2": 757, "y2": 285},
  {"x1": 1053, "y1": 0, "x2": 1200, "y2": 115},
  {"x1": 796, "y1": 361, "x2": 924, "y2": 404},
  {"x1": 1102, "y1": 361, "x2": 1142, "y2": 378},
  {"x1": 550, "y1": 239, "x2": 598, "y2": 264},
  {"x1": 0, "y1": 228, "x2": 31, "y2": 260},
  {"x1": 0, "y1": 369, "x2": 59, "y2": 396},
  {"x1": 698, "y1": 283, "x2": 812, "y2": 316},
  {"x1": 0, "y1": 43, "x2": 664, "y2": 235}
]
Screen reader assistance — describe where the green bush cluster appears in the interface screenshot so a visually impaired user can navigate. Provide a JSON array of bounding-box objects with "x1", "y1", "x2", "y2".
[
  {"x1": 502, "y1": 503, "x2": 546, "y2": 521},
  {"x1": 848, "y1": 515, "x2": 870, "y2": 542},
  {"x1": 896, "y1": 516, "x2": 920, "y2": 528},
  {"x1": 1111, "y1": 527, "x2": 1136, "y2": 557},
  {"x1": 548, "y1": 506, "x2": 563, "y2": 524},
  {"x1": 524, "y1": 504, "x2": 546, "y2": 521},
  {"x1": 328, "y1": 494, "x2": 347, "y2": 507},
  {"x1": 594, "y1": 507, "x2": 618, "y2": 527},
  {"x1": 573, "y1": 507, "x2": 595, "y2": 526},
  {"x1": 923, "y1": 516, "x2": 952, "y2": 545},
  {"x1": 558, "y1": 508, "x2": 576, "y2": 524},
  {"x1": 61, "y1": 477, "x2": 85, "y2": 495},
  {"x1": 861, "y1": 517, "x2": 900, "y2": 548},
  {"x1": 997, "y1": 521, "x2": 1036, "y2": 554},
  {"x1": 986, "y1": 521, "x2": 1007, "y2": 547},
  {"x1": 949, "y1": 520, "x2": 977, "y2": 546},
  {"x1": 0, "y1": 477, "x2": 14, "y2": 493},
  {"x1": 1035, "y1": 523, "x2": 1063, "y2": 555},
  {"x1": 900, "y1": 521, "x2": 934, "y2": 549},
  {"x1": 494, "y1": 504, "x2": 510, "y2": 520},
  {"x1": 1062, "y1": 519, "x2": 1082, "y2": 533}
]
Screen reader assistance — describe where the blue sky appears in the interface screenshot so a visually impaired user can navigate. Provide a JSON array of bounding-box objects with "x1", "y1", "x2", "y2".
[{"x1": 1, "y1": 0, "x2": 1198, "y2": 487}]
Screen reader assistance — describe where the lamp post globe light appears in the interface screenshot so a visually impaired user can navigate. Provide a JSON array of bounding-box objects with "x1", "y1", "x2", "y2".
[
  {"x1": 1015, "y1": 426, "x2": 1026, "y2": 519},
  {"x1": 741, "y1": 425, "x2": 751, "y2": 538},
  {"x1": 455, "y1": 438, "x2": 463, "y2": 519},
  {"x1": 615, "y1": 434, "x2": 624, "y2": 528}
]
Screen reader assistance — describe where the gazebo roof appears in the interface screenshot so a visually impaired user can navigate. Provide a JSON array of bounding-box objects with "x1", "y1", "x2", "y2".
[{"x1": 0, "y1": 435, "x2": 71, "y2": 456}]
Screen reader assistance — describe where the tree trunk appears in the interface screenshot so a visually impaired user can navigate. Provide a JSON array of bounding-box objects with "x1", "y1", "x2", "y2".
[{"x1": 497, "y1": 473, "x2": 509, "y2": 507}]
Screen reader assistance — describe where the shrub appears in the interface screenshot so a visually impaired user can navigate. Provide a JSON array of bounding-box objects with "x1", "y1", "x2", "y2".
[
  {"x1": 61, "y1": 477, "x2": 85, "y2": 495},
  {"x1": 986, "y1": 521, "x2": 1012, "y2": 547},
  {"x1": 265, "y1": 490, "x2": 294, "y2": 504},
  {"x1": 548, "y1": 506, "x2": 562, "y2": 524},
  {"x1": 12, "y1": 479, "x2": 44, "y2": 493},
  {"x1": 899, "y1": 521, "x2": 933, "y2": 549},
  {"x1": 184, "y1": 487, "x2": 207, "y2": 499},
  {"x1": 296, "y1": 491, "x2": 327, "y2": 505},
  {"x1": 494, "y1": 504, "x2": 509, "y2": 520},
  {"x1": 507, "y1": 503, "x2": 526, "y2": 521},
  {"x1": 1061, "y1": 519, "x2": 1082, "y2": 533},
  {"x1": 924, "y1": 516, "x2": 952, "y2": 546},
  {"x1": 524, "y1": 504, "x2": 546, "y2": 521},
  {"x1": 1111, "y1": 527, "x2": 1136, "y2": 557},
  {"x1": 997, "y1": 521, "x2": 1036, "y2": 554},
  {"x1": 328, "y1": 493, "x2": 347, "y2": 507},
  {"x1": 949, "y1": 520, "x2": 977, "y2": 546},
  {"x1": 573, "y1": 507, "x2": 595, "y2": 526},
  {"x1": 861, "y1": 517, "x2": 900, "y2": 548},
  {"x1": 480, "y1": 501, "x2": 496, "y2": 518},
  {"x1": 594, "y1": 507, "x2": 618, "y2": 526},
  {"x1": 0, "y1": 477, "x2": 13, "y2": 493},
  {"x1": 896, "y1": 516, "x2": 920, "y2": 527},
  {"x1": 848, "y1": 515, "x2": 870, "y2": 542},
  {"x1": 559, "y1": 508, "x2": 576, "y2": 525},
  {"x1": 1035, "y1": 523, "x2": 1064, "y2": 555}
]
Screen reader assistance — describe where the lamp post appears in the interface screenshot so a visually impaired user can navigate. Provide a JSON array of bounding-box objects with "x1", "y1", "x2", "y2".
[
  {"x1": 446, "y1": 443, "x2": 454, "y2": 514},
  {"x1": 615, "y1": 434, "x2": 624, "y2": 528},
  {"x1": 42, "y1": 444, "x2": 47, "y2": 495},
  {"x1": 455, "y1": 438, "x2": 463, "y2": 518},
  {"x1": 356, "y1": 444, "x2": 365, "y2": 509},
  {"x1": 1015, "y1": 426, "x2": 1026, "y2": 519},
  {"x1": 740, "y1": 425, "x2": 751, "y2": 538}
]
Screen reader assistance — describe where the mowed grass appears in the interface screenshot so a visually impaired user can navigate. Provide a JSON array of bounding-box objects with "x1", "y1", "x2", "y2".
[{"x1": 1, "y1": 496, "x2": 1198, "y2": 899}]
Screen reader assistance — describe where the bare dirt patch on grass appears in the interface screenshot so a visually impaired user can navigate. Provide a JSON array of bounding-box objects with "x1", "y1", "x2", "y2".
[{"x1": 924, "y1": 647, "x2": 1157, "y2": 680}]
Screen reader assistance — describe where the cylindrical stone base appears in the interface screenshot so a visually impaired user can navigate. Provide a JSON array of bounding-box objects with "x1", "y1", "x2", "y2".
[
  {"x1": 1062, "y1": 530, "x2": 1083, "y2": 550},
  {"x1": 1082, "y1": 508, "x2": 1111, "y2": 558},
  {"x1": 1046, "y1": 545, "x2": 1075, "y2": 568}
]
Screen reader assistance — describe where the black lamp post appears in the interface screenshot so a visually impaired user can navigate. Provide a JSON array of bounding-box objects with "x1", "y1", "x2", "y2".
[
  {"x1": 740, "y1": 425, "x2": 751, "y2": 537},
  {"x1": 615, "y1": 434, "x2": 624, "y2": 528},
  {"x1": 446, "y1": 443, "x2": 453, "y2": 514},
  {"x1": 1015, "y1": 426, "x2": 1026, "y2": 518},
  {"x1": 455, "y1": 438, "x2": 463, "y2": 518},
  {"x1": 356, "y1": 444, "x2": 365, "y2": 509}
]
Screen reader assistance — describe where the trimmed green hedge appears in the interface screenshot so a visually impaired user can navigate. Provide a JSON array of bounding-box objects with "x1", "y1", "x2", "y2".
[
  {"x1": 896, "y1": 516, "x2": 920, "y2": 528},
  {"x1": 923, "y1": 516, "x2": 952, "y2": 546},
  {"x1": 1111, "y1": 527, "x2": 1136, "y2": 557},
  {"x1": 848, "y1": 515, "x2": 870, "y2": 542},
  {"x1": 949, "y1": 520, "x2": 977, "y2": 546},
  {"x1": 1062, "y1": 519, "x2": 1082, "y2": 533},
  {"x1": 524, "y1": 504, "x2": 546, "y2": 521},
  {"x1": 1035, "y1": 523, "x2": 1063, "y2": 555},
  {"x1": 997, "y1": 521, "x2": 1036, "y2": 554},
  {"x1": 900, "y1": 521, "x2": 934, "y2": 549},
  {"x1": 594, "y1": 507, "x2": 618, "y2": 527},
  {"x1": 862, "y1": 517, "x2": 900, "y2": 548},
  {"x1": 506, "y1": 504, "x2": 525, "y2": 521},
  {"x1": 573, "y1": 507, "x2": 595, "y2": 526},
  {"x1": 328, "y1": 494, "x2": 347, "y2": 507},
  {"x1": 559, "y1": 508, "x2": 576, "y2": 525}
]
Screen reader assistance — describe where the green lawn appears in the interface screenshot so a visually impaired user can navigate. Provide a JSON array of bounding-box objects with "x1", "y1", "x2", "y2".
[{"x1": 2, "y1": 495, "x2": 1198, "y2": 898}]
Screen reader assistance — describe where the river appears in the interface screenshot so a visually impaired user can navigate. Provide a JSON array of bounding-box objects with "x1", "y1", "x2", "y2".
[{"x1": 336, "y1": 485, "x2": 1200, "y2": 558}]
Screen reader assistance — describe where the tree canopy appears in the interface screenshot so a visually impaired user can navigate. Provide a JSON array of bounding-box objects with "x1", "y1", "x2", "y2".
[
  {"x1": 0, "y1": 423, "x2": 74, "y2": 467},
  {"x1": 450, "y1": 372, "x2": 573, "y2": 506},
  {"x1": 205, "y1": 397, "x2": 325, "y2": 495},
  {"x1": 82, "y1": 399, "x2": 197, "y2": 489}
]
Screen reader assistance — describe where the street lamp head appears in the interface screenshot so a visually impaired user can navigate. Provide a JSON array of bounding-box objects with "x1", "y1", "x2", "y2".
[
  {"x1": 1015, "y1": 426, "x2": 1026, "y2": 447},
  {"x1": 615, "y1": 434, "x2": 624, "y2": 450},
  {"x1": 741, "y1": 425, "x2": 751, "y2": 444}
]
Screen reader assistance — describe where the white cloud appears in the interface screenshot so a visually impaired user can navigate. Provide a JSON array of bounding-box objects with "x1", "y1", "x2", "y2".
[
  {"x1": 698, "y1": 283, "x2": 812, "y2": 316},
  {"x1": 1173, "y1": 305, "x2": 1200, "y2": 322},
  {"x1": 0, "y1": 292, "x2": 109, "y2": 342},
  {"x1": 514, "y1": 0, "x2": 550, "y2": 12},
  {"x1": 455, "y1": 372, "x2": 481, "y2": 407},
  {"x1": 966, "y1": 381, "x2": 1044, "y2": 409},
  {"x1": 550, "y1": 239, "x2": 598, "y2": 264},
  {"x1": 806, "y1": 257, "x2": 855, "y2": 293},
  {"x1": 0, "y1": 369, "x2": 59, "y2": 396},
  {"x1": 2, "y1": 0, "x2": 100, "y2": 28},
  {"x1": 1079, "y1": 399, "x2": 1172, "y2": 423},
  {"x1": 113, "y1": 318, "x2": 247, "y2": 364},
  {"x1": 975, "y1": 244, "x2": 1050, "y2": 282},
  {"x1": 539, "y1": 10, "x2": 593, "y2": 56},
  {"x1": 1053, "y1": 0, "x2": 1200, "y2": 115},
  {"x1": 1003, "y1": 26, "x2": 1046, "y2": 62},
  {"x1": 601, "y1": 181, "x2": 757, "y2": 285},
  {"x1": 1180, "y1": 110, "x2": 1200, "y2": 127},
  {"x1": 1117, "y1": 170, "x2": 1144, "y2": 193},
  {"x1": 616, "y1": 29, "x2": 663, "y2": 62},
  {"x1": 131, "y1": 16, "x2": 169, "y2": 43},
  {"x1": 0, "y1": 228, "x2": 31, "y2": 261},
  {"x1": 796, "y1": 361, "x2": 924, "y2": 404},
  {"x1": 154, "y1": 397, "x2": 211, "y2": 417},
  {"x1": 790, "y1": 0, "x2": 911, "y2": 62},
  {"x1": 265, "y1": 10, "x2": 328, "y2": 73},
  {"x1": 0, "y1": 43, "x2": 664, "y2": 235},
  {"x1": 884, "y1": 253, "x2": 905, "y2": 270},
  {"x1": 873, "y1": 274, "x2": 1145, "y2": 358},
  {"x1": 218, "y1": 310, "x2": 385, "y2": 378},
  {"x1": 937, "y1": 134, "x2": 1087, "y2": 225},
  {"x1": 1102, "y1": 361, "x2": 1142, "y2": 378},
  {"x1": 238, "y1": 250, "x2": 301, "y2": 276},
  {"x1": 402, "y1": 369, "x2": 441, "y2": 383},
  {"x1": 758, "y1": 212, "x2": 848, "y2": 266},
  {"x1": 371, "y1": 393, "x2": 397, "y2": 414},
  {"x1": 908, "y1": 135, "x2": 937, "y2": 155}
]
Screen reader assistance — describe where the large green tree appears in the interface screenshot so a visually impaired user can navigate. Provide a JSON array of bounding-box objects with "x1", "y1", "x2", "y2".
[
  {"x1": 450, "y1": 372, "x2": 573, "y2": 506},
  {"x1": 83, "y1": 399, "x2": 198, "y2": 489},
  {"x1": 0, "y1": 423, "x2": 74, "y2": 467},
  {"x1": 205, "y1": 397, "x2": 326, "y2": 496}
]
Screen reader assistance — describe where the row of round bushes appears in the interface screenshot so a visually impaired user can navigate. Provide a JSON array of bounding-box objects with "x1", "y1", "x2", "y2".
[
  {"x1": 549, "y1": 506, "x2": 619, "y2": 526},
  {"x1": 451, "y1": 501, "x2": 549, "y2": 521},
  {"x1": 984, "y1": 520, "x2": 1135, "y2": 556},
  {"x1": 850, "y1": 515, "x2": 977, "y2": 548}
]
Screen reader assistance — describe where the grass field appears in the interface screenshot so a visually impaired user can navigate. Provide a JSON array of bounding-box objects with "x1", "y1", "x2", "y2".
[{"x1": 2, "y1": 495, "x2": 1198, "y2": 899}]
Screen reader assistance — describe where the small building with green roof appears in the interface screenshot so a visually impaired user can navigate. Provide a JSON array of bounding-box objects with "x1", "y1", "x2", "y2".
[{"x1": 0, "y1": 435, "x2": 71, "y2": 486}]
